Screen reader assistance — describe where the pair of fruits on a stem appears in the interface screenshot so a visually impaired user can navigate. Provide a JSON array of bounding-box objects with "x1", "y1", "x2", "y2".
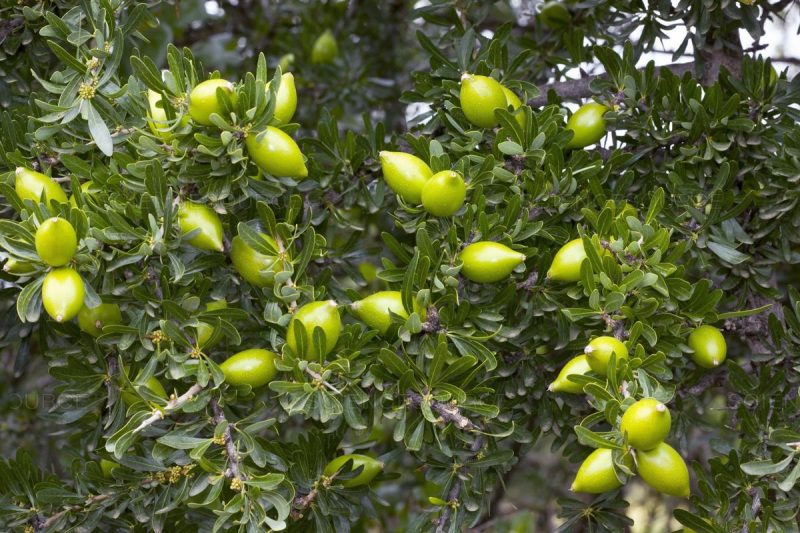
[{"x1": 379, "y1": 151, "x2": 466, "y2": 217}]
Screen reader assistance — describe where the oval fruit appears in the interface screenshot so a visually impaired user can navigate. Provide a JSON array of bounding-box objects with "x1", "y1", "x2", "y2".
[
  {"x1": 78, "y1": 302, "x2": 122, "y2": 337},
  {"x1": 278, "y1": 53, "x2": 295, "y2": 72},
  {"x1": 188, "y1": 79, "x2": 236, "y2": 126},
  {"x1": 459, "y1": 241, "x2": 526, "y2": 283},
  {"x1": 584, "y1": 336, "x2": 628, "y2": 376},
  {"x1": 351, "y1": 291, "x2": 426, "y2": 335},
  {"x1": 121, "y1": 371, "x2": 168, "y2": 406},
  {"x1": 220, "y1": 348, "x2": 278, "y2": 388},
  {"x1": 311, "y1": 30, "x2": 339, "y2": 64},
  {"x1": 571, "y1": 448, "x2": 625, "y2": 494},
  {"x1": 501, "y1": 85, "x2": 526, "y2": 128},
  {"x1": 35, "y1": 217, "x2": 77, "y2": 267},
  {"x1": 3, "y1": 258, "x2": 36, "y2": 275},
  {"x1": 687, "y1": 325, "x2": 727, "y2": 368},
  {"x1": 636, "y1": 442, "x2": 690, "y2": 497},
  {"x1": 379, "y1": 151, "x2": 433, "y2": 204},
  {"x1": 99, "y1": 459, "x2": 119, "y2": 478},
  {"x1": 323, "y1": 454, "x2": 383, "y2": 487},
  {"x1": 42, "y1": 267, "x2": 85, "y2": 322},
  {"x1": 620, "y1": 398, "x2": 671, "y2": 451},
  {"x1": 549, "y1": 354, "x2": 591, "y2": 394},
  {"x1": 421, "y1": 170, "x2": 466, "y2": 217},
  {"x1": 196, "y1": 299, "x2": 228, "y2": 347},
  {"x1": 287, "y1": 300, "x2": 342, "y2": 360},
  {"x1": 178, "y1": 201, "x2": 224, "y2": 252},
  {"x1": 460, "y1": 73, "x2": 507, "y2": 128},
  {"x1": 15, "y1": 167, "x2": 68, "y2": 205},
  {"x1": 266, "y1": 72, "x2": 297, "y2": 125},
  {"x1": 547, "y1": 238, "x2": 589, "y2": 282},
  {"x1": 245, "y1": 127, "x2": 308, "y2": 178},
  {"x1": 565, "y1": 102, "x2": 608, "y2": 149},
  {"x1": 539, "y1": 1, "x2": 571, "y2": 29},
  {"x1": 69, "y1": 181, "x2": 99, "y2": 207},
  {"x1": 230, "y1": 233, "x2": 283, "y2": 287}
]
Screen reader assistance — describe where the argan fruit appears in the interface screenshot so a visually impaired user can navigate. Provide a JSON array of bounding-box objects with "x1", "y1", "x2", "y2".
[
  {"x1": 323, "y1": 454, "x2": 384, "y2": 487},
  {"x1": 77, "y1": 302, "x2": 122, "y2": 337},
  {"x1": 311, "y1": 30, "x2": 339, "y2": 64},
  {"x1": 196, "y1": 299, "x2": 228, "y2": 348},
  {"x1": 15, "y1": 167, "x2": 68, "y2": 205},
  {"x1": 549, "y1": 354, "x2": 591, "y2": 394},
  {"x1": 571, "y1": 448, "x2": 626, "y2": 494},
  {"x1": 539, "y1": 1, "x2": 571, "y2": 29},
  {"x1": 687, "y1": 325, "x2": 727, "y2": 368},
  {"x1": 584, "y1": 336, "x2": 628, "y2": 376},
  {"x1": 565, "y1": 102, "x2": 608, "y2": 149},
  {"x1": 287, "y1": 300, "x2": 342, "y2": 360},
  {"x1": 459, "y1": 241, "x2": 526, "y2": 283},
  {"x1": 421, "y1": 170, "x2": 466, "y2": 217},
  {"x1": 35, "y1": 217, "x2": 77, "y2": 267},
  {"x1": 69, "y1": 181, "x2": 99, "y2": 207},
  {"x1": 547, "y1": 238, "x2": 589, "y2": 282},
  {"x1": 379, "y1": 150, "x2": 433, "y2": 204},
  {"x1": 3, "y1": 258, "x2": 36, "y2": 275},
  {"x1": 219, "y1": 348, "x2": 278, "y2": 388},
  {"x1": 230, "y1": 233, "x2": 283, "y2": 288},
  {"x1": 351, "y1": 291, "x2": 426, "y2": 335},
  {"x1": 266, "y1": 72, "x2": 297, "y2": 125},
  {"x1": 501, "y1": 85, "x2": 526, "y2": 128},
  {"x1": 121, "y1": 370, "x2": 168, "y2": 406},
  {"x1": 188, "y1": 79, "x2": 236, "y2": 126},
  {"x1": 620, "y1": 398, "x2": 671, "y2": 451},
  {"x1": 177, "y1": 201, "x2": 225, "y2": 252},
  {"x1": 245, "y1": 127, "x2": 308, "y2": 178},
  {"x1": 636, "y1": 442, "x2": 691, "y2": 498},
  {"x1": 42, "y1": 267, "x2": 85, "y2": 322},
  {"x1": 460, "y1": 73, "x2": 507, "y2": 128}
]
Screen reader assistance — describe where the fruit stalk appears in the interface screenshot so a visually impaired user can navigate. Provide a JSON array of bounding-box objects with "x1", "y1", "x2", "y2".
[{"x1": 131, "y1": 383, "x2": 204, "y2": 434}]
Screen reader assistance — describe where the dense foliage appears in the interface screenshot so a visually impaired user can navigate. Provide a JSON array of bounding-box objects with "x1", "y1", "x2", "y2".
[{"x1": 1, "y1": 0, "x2": 800, "y2": 531}]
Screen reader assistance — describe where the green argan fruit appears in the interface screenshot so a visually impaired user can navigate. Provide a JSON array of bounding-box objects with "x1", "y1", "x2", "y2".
[
  {"x1": 42, "y1": 267, "x2": 85, "y2": 322},
  {"x1": 196, "y1": 299, "x2": 228, "y2": 348},
  {"x1": 99, "y1": 459, "x2": 119, "y2": 478},
  {"x1": 687, "y1": 325, "x2": 727, "y2": 368},
  {"x1": 69, "y1": 181, "x2": 99, "y2": 207},
  {"x1": 35, "y1": 217, "x2": 77, "y2": 267},
  {"x1": 459, "y1": 241, "x2": 526, "y2": 283},
  {"x1": 549, "y1": 354, "x2": 591, "y2": 394},
  {"x1": 351, "y1": 291, "x2": 426, "y2": 335},
  {"x1": 188, "y1": 79, "x2": 236, "y2": 126},
  {"x1": 278, "y1": 53, "x2": 295, "y2": 73},
  {"x1": 421, "y1": 170, "x2": 466, "y2": 216},
  {"x1": 584, "y1": 336, "x2": 628, "y2": 376},
  {"x1": 379, "y1": 151, "x2": 433, "y2": 204},
  {"x1": 636, "y1": 442, "x2": 691, "y2": 498},
  {"x1": 501, "y1": 85, "x2": 526, "y2": 128},
  {"x1": 323, "y1": 454, "x2": 384, "y2": 487},
  {"x1": 565, "y1": 102, "x2": 609, "y2": 149},
  {"x1": 121, "y1": 370, "x2": 168, "y2": 406},
  {"x1": 571, "y1": 448, "x2": 625, "y2": 493},
  {"x1": 287, "y1": 300, "x2": 342, "y2": 360},
  {"x1": 15, "y1": 167, "x2": 68, "y2": 205},
  {"x1": 539, "y1": 1, "x2": 571, "y2": 29},
  {"x1": 547, "y1": 238, "x2": 589, "y2": 282},
  {"x1": 620, "y1": 398, "x2": 671, "y2": 451},
  {"x1": 311, "y1": 30, "x2": 339, "y2": 64},
  {"x1": 266, "y1": 72, "x2": 297, "y2": 125},
  {"x1": 220, "y1": 348, "x2": 278, "y2": 388},
  {"x1": 230, "y1": 234, "x2": 283, "y2": 288},
  {"x1": 459, "y1": 73, "x2": 507, "y2": 128},
  {"x1": 178, "y1": 201, "x2": 224, "y2": 252},
  {"x1": 358, "y1": 262, "x2": 378, "y2": 283},
  {"x1": 245, "y1": 127, "x2": 308, "y2": 178},
  {"x1": 3, "y1": 258, "x2": 36, "y2": 275},
  {"x1": 78, "y1": 303, "x2": 122, "y2": 337}
]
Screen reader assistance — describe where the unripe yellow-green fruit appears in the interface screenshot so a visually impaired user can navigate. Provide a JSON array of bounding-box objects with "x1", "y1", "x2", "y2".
[
  {"x1": 538, "y1": 1, "x2": 572, "y2": 29},
  {"x1": 379, "y1": 151, "x2": 433, "y2": 204},
  {"x1": 571, "y1": 448, "x2": 625, "y2": 493},
  {"x1": 311, "y1": 30, "x2": 339, "y2": 64},
  {"x1": 287, "y1": 300, "x2": 342, "y2": 360},
  {"x1": 220, "y1": 348, "x2": 278, "y2": 388},
  {"x1": 42, "y1": 267, "x2": 84, "y2": 322},
  {"x1": 15, "y1": 167, "x2": 68, "y2": 205},
  {"x1": 77, "y1": 302, "x2": 122, "y2": 337},
  {"x1": 266, "y1": 72, "x2": 297, "y2": 125},
  {"x1": 549, "y1": 354, "x2": 591, "y2": 394},
  {"x1": 620, "y1": 398, "x2": 671, "y2": 451},
  {"x1": 501, "y1": 85, "x2": 526, "y2": 128},
  {"x1": 35, "y1": 217, "x2": 77, "y2": 267},
  {"x1": 547, "y1": 238, "x2": 591, "y2": 282},
  {"x1": 687, "y1": 325, "x2": 727, "y2": 368},
  {"x1": 177, "y1": 201, "x2": 224, "y2": 252},
  {"x1": 278, "y1": 53, "x2": 295, "y2": 73},
  {"x1": 324, "y1": 454, "x2": 383, "y2": 487},
  {"x1": 245, "y1": 127, "x2": 308, "y2": 178},
  {"x1": 230, "y1": 234, "x2": 283, "y2": 287},
  {"x1": 584, "y1": 336, "x2": 628, "y2": 376},
  {"x1": 188, "y1": 79, "x2": 236, "y2": 126},
  {"x1": 459, "y1": 241, "x2": 526, "y2": 283},
  {"x1": 121, "y1": 370, "x2": 168, "y2": 406},
  {"x1": 196, "y1": 299, "x2": 228, "y2": 347},
  {"x1": 636, "y1": 442, "x2": 691, "y2": 498},
  {"x1": 565, "y1": 102, "x2": 608, "y2": 149},
  {"x1": 2, "y1": 258, "x2": 36, "y2": 275},
  {"x1": 421, "y1": 170, "x2": 466, "y2": 217},
  {"x1": 69, "y1": 181, "x2": 99, "y2": 207},
  {"x1": 459, "y1": 73, "x2": 507, "y2": 128},
  {"x1": 351, "y1": 291, "x2": 426, "y2": 335},
  {"x1": 99, "y1": 459, "x2": 119, "y2": 478}
]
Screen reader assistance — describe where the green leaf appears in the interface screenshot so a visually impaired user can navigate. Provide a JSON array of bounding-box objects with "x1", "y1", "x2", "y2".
[
  {"x1": 741, "y1": 453, "x2": 795, "y2": 476},
  {"x1": 85, "y1": 101, "x2": 113, "y2": 156}
]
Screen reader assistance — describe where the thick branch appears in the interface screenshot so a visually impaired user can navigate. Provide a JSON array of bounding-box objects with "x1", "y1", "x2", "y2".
[
  {"x1": 211, "y1": 398, "x2": 245, "y2": 481},
  {"x1": 406, "y1": 390, "x2": 478, "y2": 431},
  {"x1": 132, "y1": 383, "x2": 204, "y2": 434}
]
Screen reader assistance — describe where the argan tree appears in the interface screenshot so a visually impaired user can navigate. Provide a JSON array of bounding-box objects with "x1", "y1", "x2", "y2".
[{"x1": 1, "y1": 0, "x2": 799, "y2": 531}]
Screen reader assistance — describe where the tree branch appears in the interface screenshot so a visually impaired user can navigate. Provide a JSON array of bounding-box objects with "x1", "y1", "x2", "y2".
[
  {"x1": 435, "y1": 436, "x2": 485, "y2": 533},
  {"x1": 406, "y1": 390, "x2": 478, "y2": 431},
  {"x1": 132, "y1": 383, "x2": 204, "y2": 434},
  {"x1": 35, "y1": 493, "x2": 111, "y2": 531},
  {"x1": 210, "y1": 398, "x2": 246, "y2": 481}
]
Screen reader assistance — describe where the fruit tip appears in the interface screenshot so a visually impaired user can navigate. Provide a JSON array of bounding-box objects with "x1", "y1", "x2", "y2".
[
  {"x1": 584, "y1": 345, "x2": 593, "y2": 354},
  {"x1": 655, "y1": 403, "x2": 667, "y2": 412},
  {"x1": 460, "y1": 72, "x2": 472, "y2": 82},
  {"x1": 712, "y1": 359, "x2": 719, "y2": 366},
  {"x1": 547, "y1": 383, "x2": 555, "y2": 392},
  {"x1": 56, "y1": 314, "x2": 64, "y2": 322},
  {"x1": 15, "y1": 166, "x2": 25, "y2": 175},
  {"x1": 327, "y1": 299, "x2": 337, "y2": 307}
]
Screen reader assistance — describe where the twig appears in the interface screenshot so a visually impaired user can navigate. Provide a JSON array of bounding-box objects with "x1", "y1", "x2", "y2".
[
  {"x1": 421, "y1": 306, "x2": 444, "y2": 333},
  {"x1": 211, "y1": 398, "x2": 246, "y2": 481},
  {"x1": 36, "y1": 493, "x2": 110, "y2": 531},
  {"x1": 275, "y1": 236, "x2": 297, "y2": 313},
  {"x1": 406, "y1": 390, "x2": 477, "y2": 431},
  {"x1": 435, "y1": 436, "x2": 485, "y2": 533},
  {"x1": 132, "y1": 383, "x2": 204, "y2": 434},
  {"x1": 305, "y1": 367, "x2": 343, "y2": 394}
]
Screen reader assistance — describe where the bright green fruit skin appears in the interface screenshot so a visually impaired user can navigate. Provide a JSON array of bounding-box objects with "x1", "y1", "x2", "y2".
[
  {"x1": 278, "y1": 53, "x2": 295, "y2": 72},
  {"x1": 539, "y1": 1, "x2": 572, "y2": 29},
  {"x1": 188, "y1": 79, "x2": 236, "y2": 126},
  {"x1": 379, "y1": 151, "x2": 433, "y2": 204},
  {"x1": 688, "y1": 325, "x2": 727, "y2": 368},
  {"x1": 460, "y1": 73, "x2": 507, "y2": 128},
  {"x1": 15, "y1": 167, "x2": 67, "y2": 205},
  {"x1": 571, "y1": 448, "x2": 623, "y2": 493},
  {"x1": 35, "y1": 217, "x2": 77, "y2": 267},
  {"x1": 69, "y1": 181, "x2": 99, "y2": 207},
  {"x1": 351, "y1": 291, "x2": 426, "y2": 335},
  {"x1": 42, "y1": 267, "x2": 84, "y2": 322},
  {"x1": 311, "y1": 30, "x2": 339, "y2": 64},
  {"x1": 636, "y1": 442, "x2": 691, "y2": 498},
  {"x1": 547, "y1": 238, "x2": 587, "y2": 282},
  {"x1": 99, "y1": 459, "x2": 119, "y2": 478},
  {"x1": 620, "y1": 398, "x2": 671, "y2": 451},
  {"x1": 121, "y1": 374, "x2": 168, "y2": 406},
  {"x1": 245, "y1": 127, "x2": 308, "y2": 178},
  {"x1": 459, "y1": 241, "x2": 526, "y2": 283},
  {"x1": 266, "y1": 73, "x2": 297, "y2": 124},
  {"x1": 196, "y1": 299, "x2": 228, "y2": 347},
  {"x1": 3, "y1": 258, "x2": 36, "y2": 275},
  {"x1": 421, "y1": 171, "x2": 466, "y2": 216},
  {"x1": 147, "y1": 90, "x2": 189, "y2": 139},
  {"x1": 584, "y1": 336, "x2": 628, "y2": 376},
  {"x1": 178, "y1": 202, "x2": 224, "y2": 252},
  {"x1": 565, "y1": 102, "x2": 608, "y2": 149},
  {"x1": 287, "y1": 300, "x2": 342, "y2": 360},
  {"x1": 324, "y1": 454, "x2": 383, "y2": 487},
  {"x1": 78, "y1": 303, "x2": 122, "y2": 337},
  {"x1": 220, "y1": 348, "x2": 278, "y2": 388},
  {"x1": 501, "y1": 85, "x2": 526, "y2": 128},
  {"x1": 549, "y1": 354, "x2": 591, "y2": 394},
  {"x1": 230, "y1": 234, "x2": 283, "y2": 287}
]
